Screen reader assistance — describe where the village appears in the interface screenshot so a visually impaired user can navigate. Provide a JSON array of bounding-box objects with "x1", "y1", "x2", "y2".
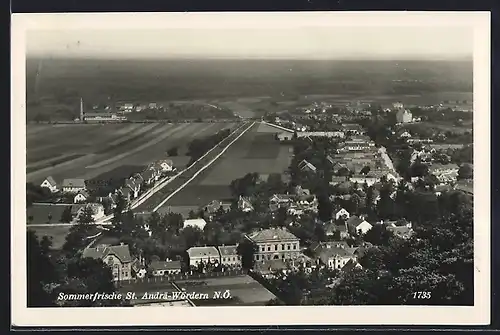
[{"x1": 28, "y1": 97, "x2": 474, "y2": 306}]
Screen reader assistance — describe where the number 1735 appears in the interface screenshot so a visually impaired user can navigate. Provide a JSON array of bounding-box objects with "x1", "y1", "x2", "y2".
[{"x1": 412, "y1": 291, "x2": 431, "y2": 299}]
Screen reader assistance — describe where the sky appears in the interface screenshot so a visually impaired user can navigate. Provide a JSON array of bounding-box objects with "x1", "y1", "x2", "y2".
[{"x1": 25, "y1": 14, "x2": 474, "y2": 60}]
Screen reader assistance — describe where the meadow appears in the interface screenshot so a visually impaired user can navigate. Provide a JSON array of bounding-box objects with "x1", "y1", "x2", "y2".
[{"x1": 26, "y1": 122, "x2": 238, "y2": 185}]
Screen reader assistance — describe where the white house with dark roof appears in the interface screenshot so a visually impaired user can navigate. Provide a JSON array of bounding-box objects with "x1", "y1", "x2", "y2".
[
  {"x1": 149, "y1": 260, "x2": 182, "y2": 276},
  {"x1": 346, "y1": 216, "x2": 373, "y2": 235},
  {"x1": 62, "y1": 178, "x2": 86, "y2": 193},
  {"x1": 40, "y1": 176, "x2": 59, "y2": 193},
  {"x1": 318, "y1": 246, "x2": 358, "y2": 270},
  {"x1": 187, "y1": 246, "x2": 220, "y2": 267},
  {"x1": 82, "y1": 244, "x2": 134, "y2": 281},
  {"x1": 157, "y1": 159, "x2": 175, "y2": 173},
  {"x1": 247, "y1": 228, "x2": 300, "y2": 262},
  {"x1": 217, "y1": 245, "x2": 242, "y2": 267},
  {"x1": 73, "y1": 190, "x2": 90, "y2": 203},
  {"x1": 335, "y1": 208, "x2": 350, "y2": 221}
]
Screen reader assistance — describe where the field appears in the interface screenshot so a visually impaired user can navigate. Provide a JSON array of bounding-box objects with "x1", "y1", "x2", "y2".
[
  {"x1": 26, "y1": 122, "x2": 239, "y2": 185},
  {"x1": 156, "y1": 122, "x2": 293, "y2": 215}
]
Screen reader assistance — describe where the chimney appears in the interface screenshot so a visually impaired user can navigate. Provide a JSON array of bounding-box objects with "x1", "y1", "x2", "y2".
[
  {"x1": 80, "y1": 97, "x2": 84, "y2": 121},
  {"x1": 120, "y1": 242, "x2": 124, "y2": 246}
]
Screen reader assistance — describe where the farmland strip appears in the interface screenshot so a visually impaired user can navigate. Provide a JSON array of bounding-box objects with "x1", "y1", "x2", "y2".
[
  {"x1": 94, "y1": 123, "x2": 164, "y2": 155},
  {"x1": 86, "y1": 124, "x2": 189, "y2": 169},
  {"x1": 26, "y1": 154, "x2": 86, "y2": 173}
]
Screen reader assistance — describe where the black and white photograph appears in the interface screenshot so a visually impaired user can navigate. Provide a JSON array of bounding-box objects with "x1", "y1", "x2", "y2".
[{"x1": 12, "y1": 12, "x2": 490, "y2": 326}]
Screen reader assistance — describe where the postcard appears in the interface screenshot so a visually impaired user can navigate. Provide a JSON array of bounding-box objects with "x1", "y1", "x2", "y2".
[{"x1": 11, "y1": 11, "x2": 491, "y2": 327}]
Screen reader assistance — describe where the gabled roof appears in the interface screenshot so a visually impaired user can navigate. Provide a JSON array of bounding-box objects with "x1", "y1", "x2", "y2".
[
  {"x1": 247, "y1": 228, "x2": 299, "y2": 243},
  {"x1": 429, "y1": 163, "x2": 460, "y2": 172},
  {"x1": 62, "y1": 179, "x2": 86, "y2": 188},
  {"x1": 298, "y1": 159, "x2": 317, "y2": 172},
  {"x1": 42, "y1": 176, "x2": 58, "y2": 187},
  {"x1": 346, "y1": 216, "x2": 367, "y2": 229},
  {"x1": 341, "y1": 259, "x2": 362, "y2": 272},
  {"x1": 238, "y1": 196, "x2": 254, "y2": 210},
  {"x1": 149, "y1": 260, "x2": 182, "y2": 271},
  {"x1": 187, "y1": 246, "x2": 219, "y2": 259},
  {"x1": 218, "y1": 245, "x2": 238, "y2": 256},
  {"x1": 82, "y1": 244, "x2": 133, "y2": 263},
  {"x1": 318, "y1": 246, "x2": 354, "y2": 264},
  {"x1": 74, "y1": 190, "x2": 90, "y2": 198}
]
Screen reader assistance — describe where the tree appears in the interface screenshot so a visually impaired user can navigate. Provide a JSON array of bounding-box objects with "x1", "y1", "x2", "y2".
[
  {"x1": 167, "y1": 147, "x2": 178, "y2": 157},
  {"x1": 317, "y1": 194, "x2": 333, "y2": 222},
  {"x1": 77, "y1": 206, "x2": 95, "y2": 225},
  {"x1": 457, "y1": 163, "x2": 473, "y2": 180},
  {"x1": 237, "y1": 238, "x2": 258, "y2": 270},
  {"x1": 27, "y1": 230, "x2": 58, "y2": 307},
  {"x1": 111, "y1": 192, "x2": 127, "y2": 227},
  {"x1": 363, "y1": 224, "x2": 394, "y2": 246},
  {"x1": 57, "y1": 256, "x2": 125, "y2": 307},
  {"x1": 60, "y1": 206, "x2": 73, "y2": 223},
  {"x1": 359, "y1": 166, "x2": 371, "y2": 175}
]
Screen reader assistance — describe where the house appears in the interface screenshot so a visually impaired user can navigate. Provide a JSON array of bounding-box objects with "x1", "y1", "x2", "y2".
[
  {"x1": 237, "y1": 195, "x2": 254, "y2": 212},
  {"x1": 341, "y1": 259, "x2": 363, "y2": 272},
  {"x1": 141, "y1": 168, "x2": 156, "y2": 186},
  {"x1": 131, "y1": 259, "x2": 147, "y2": 279},
  {"x1": 298, "y1": 159, "x2": 317, "y2": 173},
  {"x1": 331, "y1": 162, "x2": 350, "y2": 175},
  {"x1": 218, "y1": 245, "x2": 242, "y2": 267},
  {"x1": 62, "y1": 178, "x2": 86, "y2": 193},
  {"x1": 398, "y1": 130, "x2": 412, "y2": 139},
  {"x1": 429, "y1": 163, "x2": 459, "y2": 182},
  {"x1": 346, "y1": 216, "x2": 373, "y2": 235},
  {"x1": 335, "y1": 208, "x2": 350, "y2": 221},
  {"x1": 118, "y1": 187, "x2": 132, "y2": 203},
  {"x1": 269, "y1": 194, "x2": 294, "y2": 211},
  {"x1": 311, "y1": 240, "x2": 350, "y2": 253},
  {"x1": 396, "y1": 109, "x2": 413, "y2": 123},
  {"x1": 318, "y1": 246, "x2": 357, "y2": 270},
  {"x1": 254, "y1": 259, "x2": 289, "y2": 279},
  {"x1": 330, "y1": 176, "x2": 348, "y2": 186},
  {"x1": 277, "y1": 132, "x2": 293, "y2": 141},
  {"x1": 294, "y1": 185, "x2": 311, "y2": 197},
  {"x1": 386, "y1": 225, "x2": 414, "y2": 239},
  {"x1": 157, "y1": 159, "x2": 175, "y2": 173},
  {"x1": 82, "y1": 244, "x2": 134, "y2": 281},
  {"x1": 73, "y1": 190, "x2": 90, "y2": 203},
  {"x1": 40, "y1": 176, "x2": 58, "y2": 193},
  {"x1": 187, "y1": 246, "x2": 220, "y2": 267},
  {"x1": 349, "y1": 175, "x2": 379, "y2": 187},
  {"x1": 325, "y1": 222, "x2": 350, "y2": 239},
  {"x1": 434, "y1": 184, "x2": 452, "y2": 196},
  {"x1": 247, "y1": 228, "x2": 300, "y2": 262},
  {"x1": 183, "y1": 218, "x2": 207, "y2": 230},
  {"x1": 75, "y1": 203, "x2": 105, "y2": 222},
  {"x1": 342, "y1": 123, "x2": 365, "y2": 135},
  {"x1": 203, "y1": 200, "x2": 232, "y2": 215},
  {"x1": 149, "y1": 260, "x2": 182, "y2": 276},
  {"x1": 124, "y1": 177, "x2": 141, "y2": 198}
]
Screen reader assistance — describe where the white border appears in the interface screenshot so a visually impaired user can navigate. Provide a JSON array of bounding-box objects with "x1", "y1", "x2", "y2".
[{"x1": 11, "y1": 12, "x2": 491, "y2": 327}]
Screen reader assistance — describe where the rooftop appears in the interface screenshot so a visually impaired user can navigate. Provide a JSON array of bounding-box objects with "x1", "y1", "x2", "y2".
[
  {"x1": 82, "y1": 244, "x2": 133, "y2": 263},
  {"x1": 247, "y1": 228, "x2": 299, "y2": 243}
]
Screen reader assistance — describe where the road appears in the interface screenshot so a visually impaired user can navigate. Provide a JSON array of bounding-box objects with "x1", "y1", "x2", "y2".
[
  {"x1": 378, "y1": 146, "x2": 401, "y2": 179},
  {"x1": 27, "y1": 121, "x2": 253, "y2": 227}
]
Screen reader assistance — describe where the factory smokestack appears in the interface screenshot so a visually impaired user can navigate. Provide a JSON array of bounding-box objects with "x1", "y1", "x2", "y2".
[{"x1": 80, "y1": 97, "x2": 84, "y2": 121}]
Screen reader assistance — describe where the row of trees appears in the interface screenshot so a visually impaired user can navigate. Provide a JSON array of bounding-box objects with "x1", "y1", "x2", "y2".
[
  {"x1": 187, "y1": 128, "x2": 231, "y2": 164},
  {"x1": 28, "y1": 204, "x2": 129, "y2": 307}
]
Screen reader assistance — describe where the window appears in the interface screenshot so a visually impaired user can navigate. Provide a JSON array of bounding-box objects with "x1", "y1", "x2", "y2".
[
  {"x1": 274, "y1": 245, "x2": 278, "y2": 251},
  {"x1": 261, "y1": 247, "x2": 265, "y2": 252},
  {"x1": 287, "y1": 244, "x2": 290, "y2": 250},
  {"x1": 223, "y1": 257, "x2": 226, "y2": 262},
  {"x1": 107, "y1": 257, "x2": 114, "y2": 265},
  {"x1": 281, "y1": 254, "x2": 285, "y2": 259},
  {"x1": 267, "y1": 246, "x2": 271, "y2": 251},
  {"x1": 256, "y1": 255, "x2": 260, "y2": 260},
  {"x1": 281, "y1": 244, "x2": 285, "y2": 250},
  {"x1": 293, "y1": 244, "x2": 297, "y2": 250}
]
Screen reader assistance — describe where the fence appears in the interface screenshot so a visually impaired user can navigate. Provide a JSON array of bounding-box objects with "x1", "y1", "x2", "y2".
[{"x1": 120, "y1": 268, "x2": 247, "y2": 285}]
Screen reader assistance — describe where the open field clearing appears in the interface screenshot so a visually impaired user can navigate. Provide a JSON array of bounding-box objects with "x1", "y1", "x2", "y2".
[
  {"x1": 174, "y1": 275, "x2": 277, "y2": 306},
  {"x1": 27, "y1": 203, "x2": 72, "y2": 225},
  {"x1": 26, "y1": 122, "x2": 237, "y2": 184},
  {"x1": 156, "y1": 122, "x2": 293, "y2": 213}
]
